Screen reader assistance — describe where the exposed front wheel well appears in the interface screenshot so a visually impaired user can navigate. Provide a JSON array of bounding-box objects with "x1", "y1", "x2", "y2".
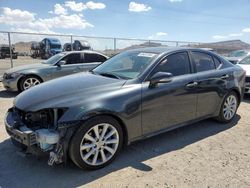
[{"x1": 231, "y1": 88, "x2": 241, "y2": 104}]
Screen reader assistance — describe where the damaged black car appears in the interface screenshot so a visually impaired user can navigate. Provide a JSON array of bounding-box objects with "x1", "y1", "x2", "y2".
[{"x1": 5, "y1": 47, "x2": 245, "y2": 170}]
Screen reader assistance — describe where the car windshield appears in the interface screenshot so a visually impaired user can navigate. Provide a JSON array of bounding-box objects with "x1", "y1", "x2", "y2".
[
  {"x1": 42, "y1": 53, "x2": 65, "y2": 64},
  {"x1": 92, "y1": 51, "x2": 158, "y2": 79},
  {"x1": 238, "y1": 56, "x2": 250, "y2": 65},
  {"x1": 228, "y1": 50, "x2": 248, "y2": 57}
]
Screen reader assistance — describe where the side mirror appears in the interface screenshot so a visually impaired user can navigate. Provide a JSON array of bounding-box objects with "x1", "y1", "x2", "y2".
[
  {"x1": 149, "y1": 72, "x2": 173, "y2": 86},
  {"x1": 57, "y1": 60, "x2": 66, "y2": 66}
]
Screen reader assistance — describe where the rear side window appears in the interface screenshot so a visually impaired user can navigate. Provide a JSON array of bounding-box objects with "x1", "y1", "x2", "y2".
[
  {"x1": 84, "y1": 53, "x2": 107, "y2": 63},
  {"x1": 191, "y1": 52, "x2": 215, "y2": 72},
  {"x1": 151, "y1": 52, "x2": 191, "y2": 76}
]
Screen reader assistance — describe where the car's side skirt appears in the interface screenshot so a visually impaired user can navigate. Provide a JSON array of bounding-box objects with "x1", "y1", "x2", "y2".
[{"x1": 128, "y1": 114, "x2": 214, "y2": 144}]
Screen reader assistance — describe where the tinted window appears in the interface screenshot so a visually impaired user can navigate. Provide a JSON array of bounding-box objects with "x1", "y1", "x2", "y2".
[
  {"x1": 84, "y1": 53, "x2": 107, "y2": 63},
  {"x1": 152, "y1": 52, "x2": 190, "y2": 76},
  {"x1": 192, "y1": 52, "x2": 215, "y2": 72},
  {"x1": 63, "y1": 53, "x2": 82, "y2": 64}
]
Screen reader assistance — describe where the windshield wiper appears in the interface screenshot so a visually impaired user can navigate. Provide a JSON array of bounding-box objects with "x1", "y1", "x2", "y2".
[{"x1": 98, "y1": 72, "x2": 122, "y2": 79}]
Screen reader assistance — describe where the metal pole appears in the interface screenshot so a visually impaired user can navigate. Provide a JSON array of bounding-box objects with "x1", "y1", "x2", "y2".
[
  {"x1": 8, "y1": 32, "x2": 13, "y2": 68},
  {"x1": 70, "y1": 35, "x2": 73, "y2": 51},
  {"x1": 114, "y1": 38, "x2": 116, "y2": 53}
]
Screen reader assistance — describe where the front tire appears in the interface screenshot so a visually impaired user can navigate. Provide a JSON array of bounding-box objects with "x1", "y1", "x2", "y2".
[
  {"x1": 69, "y1": 116, "x2": 123, "y2": 170},
  {"x1": 19, "y1": 75, "x2": 42, "y2": 91},
  {"x1": 216, "y1": 91, "x2": 238, "y2": 123}
]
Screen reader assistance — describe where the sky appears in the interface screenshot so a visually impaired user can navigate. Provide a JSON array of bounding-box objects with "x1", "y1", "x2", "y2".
[{"x1": 0, "y1": 0, "x2": 250, "y2": 44}]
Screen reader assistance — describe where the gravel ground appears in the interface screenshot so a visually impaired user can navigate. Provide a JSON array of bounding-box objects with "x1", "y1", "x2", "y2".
[{"x1": 0, "y1": 83, "x2": 250, "y2": 188}]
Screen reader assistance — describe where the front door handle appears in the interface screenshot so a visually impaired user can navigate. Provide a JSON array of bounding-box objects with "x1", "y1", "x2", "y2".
[
  {"x1": 186, "y1": 81, "x2": 198, "y2": 88},
  {"x1": 220, "y1": 74, "x2": 229, "y2": 80}
]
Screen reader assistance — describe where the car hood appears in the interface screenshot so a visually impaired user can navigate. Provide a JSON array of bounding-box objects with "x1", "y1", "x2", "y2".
[
  {"x1": 5, "y1": 63, "x2": 50, "y2": 74},
  {"x1": 14, "y1": 73, "x2": 127, "y2": 111},
  {"x1": 237, "y1": 64, "x2": 250, "y2": 76}
]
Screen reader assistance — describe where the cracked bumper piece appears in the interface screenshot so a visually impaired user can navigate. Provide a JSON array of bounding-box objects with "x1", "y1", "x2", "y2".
[
  {"x1": 5, "y1": 111, "x2": 37, "y2": 146},
  {"x1": 5, "y1": 109, "x2": 79, "y2": 166}
]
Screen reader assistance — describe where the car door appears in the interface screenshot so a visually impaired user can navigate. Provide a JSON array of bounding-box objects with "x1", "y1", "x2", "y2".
[
  {"x1": 51, "y1": 53, "x2": 83, "y2": 79},
  {"x1": 190, "y1": 51, "x2": 229, "y2": 118},
  {"x1": 141, "y1": 51, "x2": 198, "y2": 135},
  {"x1": 80, "y1": 53, "x2": 107, "y2": 72}
]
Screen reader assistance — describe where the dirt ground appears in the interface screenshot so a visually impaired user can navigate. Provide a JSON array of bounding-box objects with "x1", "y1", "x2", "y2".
[{"x1": 0, "y1": 82, "x2": 250, "y2": 188}]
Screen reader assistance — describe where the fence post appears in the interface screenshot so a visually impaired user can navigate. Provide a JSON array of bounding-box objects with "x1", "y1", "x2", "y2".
[
  {"x1": 70, "y1": 35, "x2": 73, "y2": 51},
  {"x1": 114, "y1": 38, "x2": 116, "y2": 54},
  {"x1": 8, "y1": 32, "x2": 13, "y2": 68}
]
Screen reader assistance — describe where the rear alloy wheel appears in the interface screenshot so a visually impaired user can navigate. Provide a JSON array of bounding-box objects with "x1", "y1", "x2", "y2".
[
  {"x1": 69, "y1": 116, "x2": 123, "y2": 170},
  {"x1": 20, "y1": 76, "x2": 42, "y2": 91},
  {"x1": 217, "y1": 92, "x2": 238, "y2": 123}
]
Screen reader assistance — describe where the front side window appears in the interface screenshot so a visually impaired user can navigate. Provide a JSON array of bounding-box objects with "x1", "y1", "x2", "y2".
[
  {"x1": 239, "y1": 56, "x2": 250, "y2": 65},
  {"x1": 192, "y1": 52, "x2": 215, "y2": 72},
  {"x1": 93, "y1": 51, "x2": 158, "y2": 79},
  {"x1": 151, "y1": 52, "x2": 191, "y2": 77},
  {"x1": 62, "y1": 53, "x2": 82, "y2": 64}
]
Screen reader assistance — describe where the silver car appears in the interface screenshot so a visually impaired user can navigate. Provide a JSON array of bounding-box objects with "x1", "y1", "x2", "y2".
[
  {"x1": 225, "y1": 50, "x2": 250, "y2": 64},
  {"x1": 2, "y1": 50, "x2": 108, "y2": 91}
]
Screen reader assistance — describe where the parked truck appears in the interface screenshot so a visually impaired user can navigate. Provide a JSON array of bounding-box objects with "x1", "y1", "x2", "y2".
[
  {"x1": 63, "y1": 40, "x2": 91, "y2": 51},
  {"x1": 0, "y1": 44, "x2": 18, "y2": 59},
  {"x1": 30, "y1": 38, "x2": 62, "y2": 59}
]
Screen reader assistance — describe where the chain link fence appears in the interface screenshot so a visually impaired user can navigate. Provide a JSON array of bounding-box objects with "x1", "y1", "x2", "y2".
[{"x1": 0, "y1": 31, "x2": 203, "y2": 76}]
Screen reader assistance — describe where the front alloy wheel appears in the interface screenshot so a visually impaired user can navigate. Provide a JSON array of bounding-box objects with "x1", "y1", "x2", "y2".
[
  {"x1": 69, "y1": 116, "x2": 123, "y2": 170},
  {"x1": 20, "y1": 76, "x2": 42, "y2": 91},
  {"x1": 80, "y1": 123, "x2": 119, "y2": 166}
]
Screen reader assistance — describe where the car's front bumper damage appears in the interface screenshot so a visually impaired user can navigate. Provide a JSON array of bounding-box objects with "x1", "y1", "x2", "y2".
[
  {"x1": 5, "y1": 107, "x2": 79, "y2": 166},
  {"x1": 2, "y1": 74, "x2": 20, "y2": 91}
]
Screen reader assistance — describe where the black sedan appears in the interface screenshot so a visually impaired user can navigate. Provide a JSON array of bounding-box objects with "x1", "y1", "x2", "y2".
[{"x1": 5, "y1": 47, "x2": 245, "y2": 169}]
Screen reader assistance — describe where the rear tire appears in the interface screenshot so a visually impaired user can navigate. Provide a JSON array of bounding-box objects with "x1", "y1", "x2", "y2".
[
  {"x1": 216, "y1": 91, "x2": 238, "y2": 123},
  {"x1": 69, "y1": 116, "x2": 123, "y2": 170}
]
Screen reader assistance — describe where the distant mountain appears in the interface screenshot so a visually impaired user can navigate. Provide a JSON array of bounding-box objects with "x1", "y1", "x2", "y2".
[
  {"x1": 192, "y1": 40, "x2": 250, "y2": 55},
  {"x1": 14, "y1": 41, "x2": 33, "y2": 55},
  {"x1": 11, "y1": 39, "x2": 250, "y2": 56}
]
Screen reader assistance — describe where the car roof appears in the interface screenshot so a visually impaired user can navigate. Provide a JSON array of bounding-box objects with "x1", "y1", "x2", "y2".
[
  {"x1": 128, "y1": 47, "x2": 208, "y2": 54},
  {"x1": 62, "y1": 50, "x2": 109, "y2": 57}
]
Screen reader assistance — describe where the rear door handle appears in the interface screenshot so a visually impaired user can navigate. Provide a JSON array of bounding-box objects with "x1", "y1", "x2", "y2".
[
  {"x1": 186, "y1": 81, "x2": 198, "y2": 88},
  {"x1": 220, "y1": 74, "x2": 229, "y2": 80}
]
